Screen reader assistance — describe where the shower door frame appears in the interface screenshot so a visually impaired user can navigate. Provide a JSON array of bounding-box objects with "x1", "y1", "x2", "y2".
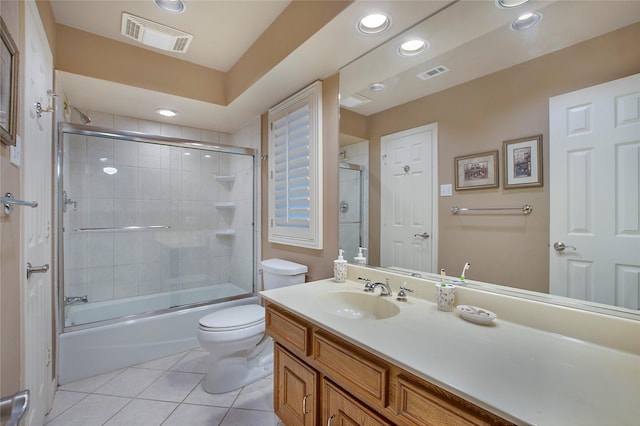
[
  {"x1": 339, "y1": 162, "x2": 365, "y2": 255},
  {"x1": 54, "y1": 122, "x2": 257, "y2": 332}
]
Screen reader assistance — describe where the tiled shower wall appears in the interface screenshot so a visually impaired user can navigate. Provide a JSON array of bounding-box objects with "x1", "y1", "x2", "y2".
[{"x1": 62, "y1": 112, "x2": 260, "y2": 303}]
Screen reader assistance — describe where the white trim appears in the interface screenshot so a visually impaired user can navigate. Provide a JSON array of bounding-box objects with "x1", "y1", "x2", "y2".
[{"x1": 267, "y1": 81, "x2": 323, "y2": 249}]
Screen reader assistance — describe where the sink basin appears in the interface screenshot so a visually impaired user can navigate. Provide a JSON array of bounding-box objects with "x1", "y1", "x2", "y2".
[{"x1": 318, "y1": 291, "x2": 400, "y2": 320}]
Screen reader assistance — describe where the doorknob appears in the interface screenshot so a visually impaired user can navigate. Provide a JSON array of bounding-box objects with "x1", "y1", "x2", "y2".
[
  {"x1": 553, "y1": 242, "x2": 576, "y2": 252},
  {"x1": 26, "y1": 263, "x2": 49, "y2": 279},
  {"x1": 414, "y1": 232, "x2": 430, "y2": 239}
]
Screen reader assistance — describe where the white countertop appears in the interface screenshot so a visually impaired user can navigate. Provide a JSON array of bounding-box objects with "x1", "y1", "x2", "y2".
[{"x1": 261, "y1": 278, "x2": 640, "y2": 426}]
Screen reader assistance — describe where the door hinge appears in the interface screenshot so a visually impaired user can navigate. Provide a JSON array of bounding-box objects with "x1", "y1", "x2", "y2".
[{"x1": 46, "y1": 347, "x2": 52, "y2": 366}]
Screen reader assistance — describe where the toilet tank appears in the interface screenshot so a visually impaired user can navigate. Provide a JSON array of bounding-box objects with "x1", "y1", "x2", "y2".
[{"x1": 261, "y1": 259, "x2": 308, "y2": 290}]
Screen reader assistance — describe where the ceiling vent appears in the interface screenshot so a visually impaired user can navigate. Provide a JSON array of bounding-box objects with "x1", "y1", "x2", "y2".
[
  {"x1": 340, "y1": 93, "x2": 372, "y2": 108},
  {"x1": 417, "y1": 65, "x2": 450, "y2": 81},
  {"x1": 121, "y1": 12, "x2": 193, "y2": 53}
]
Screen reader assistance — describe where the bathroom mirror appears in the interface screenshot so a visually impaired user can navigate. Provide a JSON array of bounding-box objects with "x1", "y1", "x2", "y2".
[{"x1": 338, "y1": 1, "x2": 640, "y2": 318}]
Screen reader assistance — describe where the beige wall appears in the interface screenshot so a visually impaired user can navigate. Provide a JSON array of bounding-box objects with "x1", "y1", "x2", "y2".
[
  {"x1": 261, "y1": 74, "x2": 340, "y2": 282},
  {"x1": 0, "y1": 0, "x2": 23, "y2": 397},
  {"x1": 362, "y1": 23, "x2": 640, "y2": 293}
]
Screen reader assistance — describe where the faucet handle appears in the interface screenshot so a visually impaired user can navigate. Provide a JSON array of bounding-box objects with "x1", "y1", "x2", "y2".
[
  {"x1": 396, "y1": 284, "x2": 413, "y2": 302},
  {"x1": 358, "y1": 277, "x2": 374, "y2": 292}
]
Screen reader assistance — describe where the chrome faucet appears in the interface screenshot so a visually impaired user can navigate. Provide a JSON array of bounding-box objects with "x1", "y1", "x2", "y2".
[
  {"x1": 365, "y1": 279, "x2": 392, "y2": 297},
  {"x1": 65, "y1": 295, "x2": 88, "y2": 305}
]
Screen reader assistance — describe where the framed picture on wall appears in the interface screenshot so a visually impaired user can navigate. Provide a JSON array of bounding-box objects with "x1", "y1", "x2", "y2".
[
  {"x1": 503, "y1": 135, "x2": 543, "y2": 189},
  {"x1": 454, "y1": 150, "x2": 498, "y2": 190},
  {"x1": 0, "y1": 17, "x2": 19, "y2": 146}
]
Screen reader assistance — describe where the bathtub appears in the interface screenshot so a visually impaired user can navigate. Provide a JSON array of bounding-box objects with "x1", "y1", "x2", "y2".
[{"x1": 58, "y1": 284, "x2": 256, "y2": 385}]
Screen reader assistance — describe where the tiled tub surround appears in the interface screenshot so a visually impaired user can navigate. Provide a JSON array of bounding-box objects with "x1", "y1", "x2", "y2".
[
  {"x1": 260, "y1": 265, "x2": 640, "y2": 425},
  {"x1": 61, "y1": 131, "x2": 255, "y2": 324}
]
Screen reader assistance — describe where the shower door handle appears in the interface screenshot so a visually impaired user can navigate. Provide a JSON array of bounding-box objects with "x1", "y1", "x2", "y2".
[{"x1": 26, "y1": 263, "x2": 49, "y2": 279}]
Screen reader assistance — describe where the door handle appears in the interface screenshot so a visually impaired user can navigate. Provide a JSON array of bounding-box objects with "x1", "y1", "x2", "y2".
[
  {"x1": 26, "y1": 263, "x2": 49, "y2": 279},
  {"x1": 553, "y1": 242, "x2": 576, "y2": 252},
  {"x1": 414, "y1": 232, "x2": 430, "y2": 239}
]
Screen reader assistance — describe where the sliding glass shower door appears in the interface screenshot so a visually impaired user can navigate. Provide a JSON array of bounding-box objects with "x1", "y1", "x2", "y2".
[{"x1": 58, "y1": 125, "x2": 256, "y2": 328}]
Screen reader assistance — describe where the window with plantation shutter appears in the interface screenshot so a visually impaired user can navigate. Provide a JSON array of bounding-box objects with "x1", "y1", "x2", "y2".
[{"x1": 268, "y1": 81, "x2": 323, "y2": 249}]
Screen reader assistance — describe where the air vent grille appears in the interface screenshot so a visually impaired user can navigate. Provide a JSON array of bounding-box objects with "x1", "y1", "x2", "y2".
[
  {"x1": 121, "y1": 12, "x2": 193, "y2": 53},
  {"x1": 417, "y1": 65, "x2": 450, "y2": 80}
]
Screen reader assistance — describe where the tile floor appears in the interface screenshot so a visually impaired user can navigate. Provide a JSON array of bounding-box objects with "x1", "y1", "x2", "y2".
[{"x1": 45, "y1": 348, "x2": 281, "y2": 426}]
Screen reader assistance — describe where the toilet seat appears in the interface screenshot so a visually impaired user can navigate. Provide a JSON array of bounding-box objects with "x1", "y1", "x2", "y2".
[{"x1": 199, "y1": 304, "x2": 265, "y2": 332}]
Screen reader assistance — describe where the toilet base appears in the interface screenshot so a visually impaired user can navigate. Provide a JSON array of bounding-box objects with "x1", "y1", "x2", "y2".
[{"x1": 203, "y1": 341, "x2": 274, "y2": 394}]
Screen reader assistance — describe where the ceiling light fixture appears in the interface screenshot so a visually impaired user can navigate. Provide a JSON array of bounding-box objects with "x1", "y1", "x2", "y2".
[
  {"x1": 368, "y1": 83, "x2": 386, "y2": 92},
  {"x1": 511, "y1": 12, "x2": 542, "y2": 30},
  {"x1": 156, "y1": 108, "x2": 179, "y2": 117},
  {"x1": 154, "y1": 0, "x2": 186, "y2": 14},
  {"x1": 495, "y1": 0, "x2": 529, "y2": 8},
  {"x1": 399, "y1": 39, "x2": 428, "y2": 56},
  {"x1": 357, "y1": 13, "x2": 391, "y2": 35}
]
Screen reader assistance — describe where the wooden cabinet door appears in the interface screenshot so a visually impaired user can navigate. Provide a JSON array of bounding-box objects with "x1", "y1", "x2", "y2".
[
  {"x1": 323, "y1": 379, "x2": 392, "y2": 426},
  {"x1": 275, "y1": 343, "x2": 318, "y2": 426}
]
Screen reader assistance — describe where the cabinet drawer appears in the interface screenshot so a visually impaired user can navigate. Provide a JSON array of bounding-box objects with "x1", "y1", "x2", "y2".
[
  {"x1": 395, "y1": 375, "x2": 514, "y2": 426},
  {"x1": 323, "y1": 379, "x2": 392, "y2": 426},
  {"x1": 313, "y1": 331, "x2": 389, "y2": 408},
  {"x1": 266, "y1": 305, "x2": 312, "y2": 356}
]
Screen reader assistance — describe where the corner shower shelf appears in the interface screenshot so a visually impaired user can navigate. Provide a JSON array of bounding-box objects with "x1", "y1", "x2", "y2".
[
  {"x1": 215, "y1": 229, "x2": 236, "y2": 237},
  {"x1": 215, "y1": 202, "x2": 236, "y2": 209},
  {"x1": 215, "y1": 175, "x2": 235, "y2": 183}
]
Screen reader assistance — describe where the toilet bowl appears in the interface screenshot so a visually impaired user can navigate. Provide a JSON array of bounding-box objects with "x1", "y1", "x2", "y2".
[{"x1": 197, "y1": 259, "x2": 307, "y2": 393}]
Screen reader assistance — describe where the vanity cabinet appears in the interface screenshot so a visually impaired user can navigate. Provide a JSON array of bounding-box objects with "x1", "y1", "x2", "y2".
[{"x1": 266, "y1": 303, "x2": 514, "y2": 426}]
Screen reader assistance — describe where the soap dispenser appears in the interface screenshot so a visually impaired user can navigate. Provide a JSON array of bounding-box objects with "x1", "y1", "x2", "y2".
[
  {"x1": 334, "y1": 249, "x2": 347, "y2": 283},
  {"x1": 354, "y1": 247, "x2": 367, "y2": 265}
]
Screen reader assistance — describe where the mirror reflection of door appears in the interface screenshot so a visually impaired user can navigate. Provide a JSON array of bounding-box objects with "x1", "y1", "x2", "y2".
[
  {"x1": 381, "y1": 124, "x2": 438, "y2": 273},
  {"x1": 549, "y1": 73, "x2": 640, "y2": 309}
]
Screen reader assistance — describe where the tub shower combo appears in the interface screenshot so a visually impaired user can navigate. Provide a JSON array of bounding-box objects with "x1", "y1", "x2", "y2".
[{"x1": 55, "y1": 123, "x2": 257, "y2": 384}]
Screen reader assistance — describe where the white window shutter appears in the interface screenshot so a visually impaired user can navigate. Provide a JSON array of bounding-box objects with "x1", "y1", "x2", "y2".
[{"x1": 268, "y1": 81, "x2": 323, "y2": 249}]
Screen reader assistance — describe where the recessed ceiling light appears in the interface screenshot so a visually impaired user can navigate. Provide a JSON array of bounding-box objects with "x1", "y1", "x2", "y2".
[
  {"x1": 399, "y1": 39, "x2": 428, "y2": 56},
  {"x1": 368, "y1": 83, "x2": 386, "y2": 92},
  {"x1": 357, "y1": 13, "x2": 391, "y2": 35},
  {"x1": 156, "y1": 108, "x2": 179, "y2": 117},
  {"x1": 154, "y1": 0, "x2": 186, "y2": 14},
  {"x1": 495, "y1": 0, "x2": 529, "y2": 8},
  {"x1": 103, "y1": 167, "x2": 118, "y2": 175},
  {"x1": 511, "y1": 12, "x2": 542, "y2": 30}
]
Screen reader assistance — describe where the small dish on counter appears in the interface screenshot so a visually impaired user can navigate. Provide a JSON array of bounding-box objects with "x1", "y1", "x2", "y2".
[{"x1": 456, "y1": 305, "x2": 497, "y2": 325}]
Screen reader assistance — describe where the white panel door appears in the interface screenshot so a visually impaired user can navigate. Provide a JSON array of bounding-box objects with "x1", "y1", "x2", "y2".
[
  {"x1": 381, "y1": 124, "x2": 438, "y2": 273},
  {"x1": 549, "y1": 73, "x2": 640, "y2": 308},
  {"x1": 22, "y1": 1, "x2": 54, "y2": 424}
]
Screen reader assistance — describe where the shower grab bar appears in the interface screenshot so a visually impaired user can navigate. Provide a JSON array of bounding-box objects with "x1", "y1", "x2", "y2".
[
  {"x1": 72, "y1": 225, "x2": 171, "y2": 232},
  {"x1": 451, "y1": 205, "x2": 533, "y2": 215}
]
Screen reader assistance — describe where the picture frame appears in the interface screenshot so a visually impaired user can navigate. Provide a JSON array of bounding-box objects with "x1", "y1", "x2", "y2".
[
  {"x1": 454, "y1": 150, "x2": 498, "y2": 190},
  {"x1": 503, "y1": 135, "x2": 543, "y2": 189},
  {"x1": 1, "y1": 17, "x2": 19, "y2": 146}
]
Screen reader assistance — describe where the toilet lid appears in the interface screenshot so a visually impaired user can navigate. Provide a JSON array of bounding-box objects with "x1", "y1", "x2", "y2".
[{"x1": 199, "y1": 304, "x2": 265, "y2": 332}]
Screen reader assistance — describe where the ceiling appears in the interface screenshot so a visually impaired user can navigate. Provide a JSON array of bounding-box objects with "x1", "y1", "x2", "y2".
[
  {"x1": 50, "y1": 0, "x2": 447, "y2": 133},
  {"x1": 50, "y1": 1, "x2": 640, "y2": 134}
]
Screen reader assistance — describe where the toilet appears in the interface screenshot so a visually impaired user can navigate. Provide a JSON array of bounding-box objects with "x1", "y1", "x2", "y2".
[{"x1": 197, "y1": 258, "x2": 307, "y2": 393}]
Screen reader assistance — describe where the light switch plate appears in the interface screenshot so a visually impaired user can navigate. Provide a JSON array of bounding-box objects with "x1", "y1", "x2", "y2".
[{"x1": 440, "y1": 184, "x2": 452, "y2": 197}]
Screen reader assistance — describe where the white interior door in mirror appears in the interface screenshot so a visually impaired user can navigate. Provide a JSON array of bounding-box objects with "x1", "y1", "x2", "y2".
[
  {"x1": 381, "y1": 124, "x2": 438, "y2": 273},
  {"x1": 550, "y1": 73, "x2": 640, "y2": 309}
]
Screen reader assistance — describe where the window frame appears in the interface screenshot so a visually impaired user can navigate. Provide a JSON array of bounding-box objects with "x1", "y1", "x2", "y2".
[{"x1": 267, "y1": 81, "x2": 323, "y2": 249}]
